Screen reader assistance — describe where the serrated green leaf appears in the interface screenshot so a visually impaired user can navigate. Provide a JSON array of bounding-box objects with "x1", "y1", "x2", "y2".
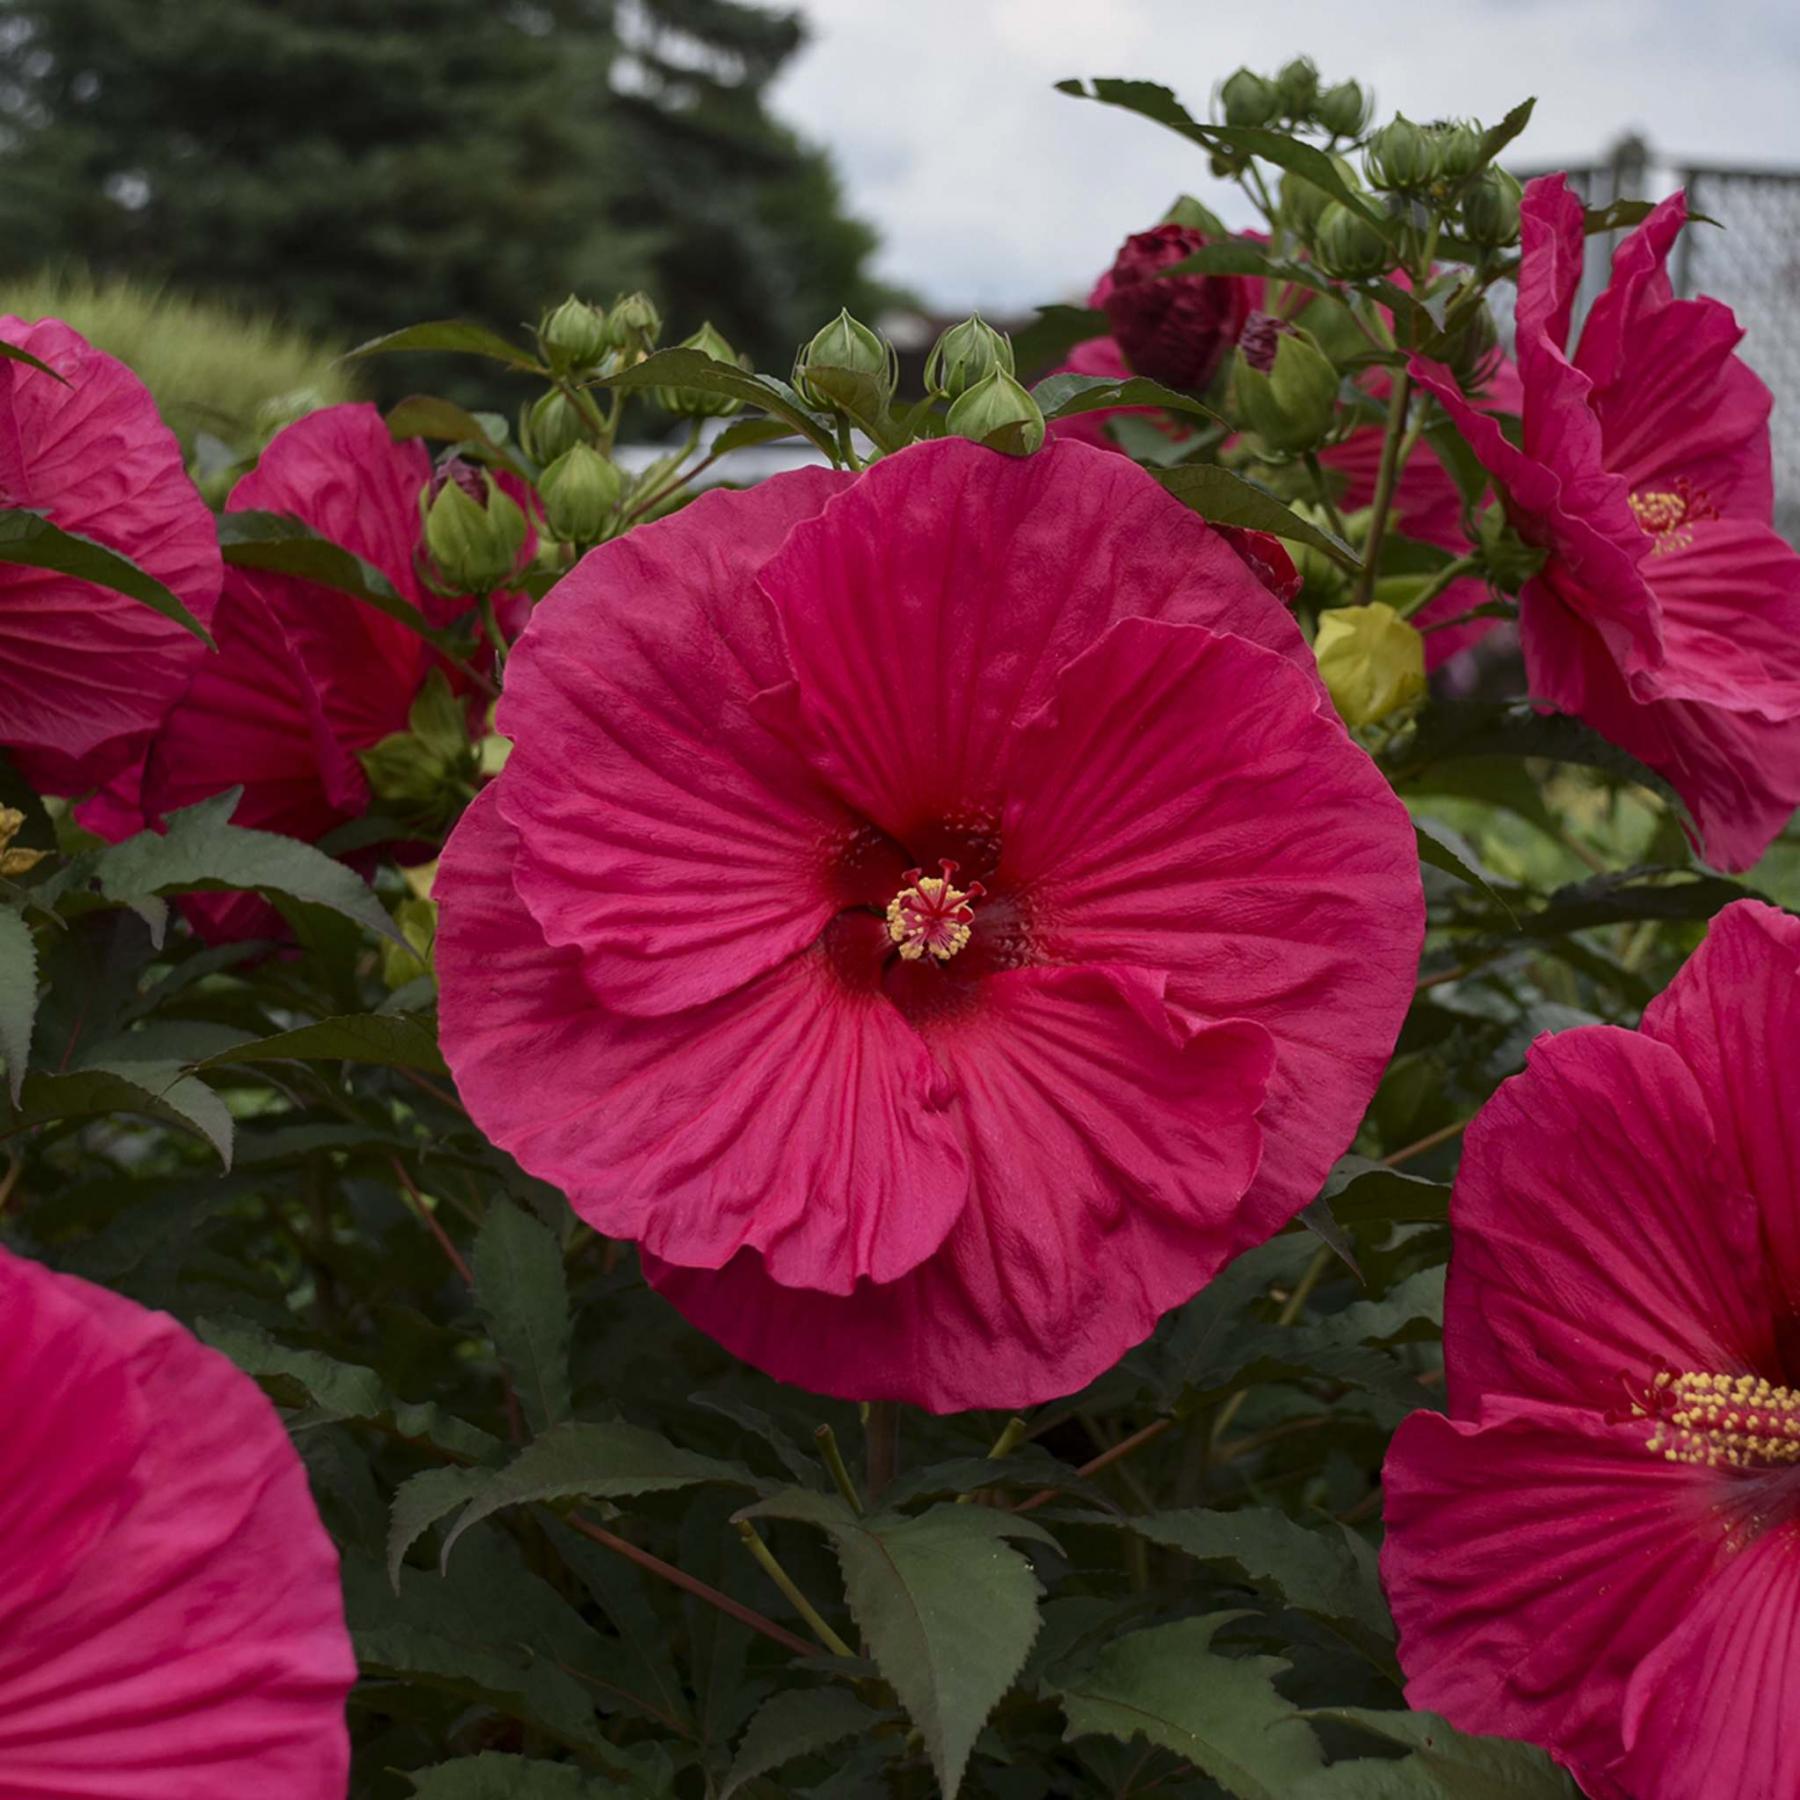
[
  {"x1": 1475, "y1": 100, "x2": 1536, "y2": 172},
  {"x1": 721, "y1": 1688, "x2": 895, "y2": 1798},
  {"x1": 601, "y1": 349, "x2": 838, "y2": 457},
  {"x1": 407, "y1": 1757, "x2": 620, "y2": 1798},
  {"x1": 1520, "y1": 867, "x2": 1762, "y2": 937},
  {"x1": 1126, "y1": 1509, "x2": 1394, "y2": 1660},
  {"x1": 91, "y1": 790, "x2": 401, "y2": 947},
  {"x1": 387, "y1": 393, "x2": 504, "y2": 447},
  {"x1": 740, "y1": 1492, "x2": 1054, "y2": 1797},
  {"x1": 442, "y1": 1422, "x2": 759, "y2": 1562},
  {"x1": 388, "y1": 1466, "x2": 489, "y2": 1589},
  {"x1": 346, "y1": 319, "x2": 545, "y2": 373},
  {"x1": 0, "y1": 905, "x2": 37, "y2": 1103},
  {"x1": 472, "y1": 1201, "x2": 573, "y2": 1436},
  {"x1": 1321, "y1": 1156, "x2": 1451, "y2": 1225},
  {"x1": 1415, "y1": 819, "x2": 1520, "y2": 923},
  {"x1": 1055, "y1": 1612, "x2": 1324, "y2": 1798},
  {"x1": 1031, "y1": 371, "x2": 1221, "y2": 424},
  {"x1": 0, "y1": 509, "x2": 214, "y2": 647},
  {"x1": 11, "y1": 1061, "x2": 233, "y2": 1164},
  {"x1": 197, "y1": 1317, "x2": 502, "y2": 1461},
  {"x1": 1156, "y1": 466, "x2": 1360, "y2": 569},
  {"x1": 1294, "y1": 1709, "x2": 1577, "y2": 1797},
  {"x1": 194, "y1": 1011, "x2": 447, "y2": 1075}
]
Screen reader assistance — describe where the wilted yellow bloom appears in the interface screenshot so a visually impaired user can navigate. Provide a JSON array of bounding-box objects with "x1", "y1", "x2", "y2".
[
  {"x1": 1313, "y1": 602, "x2": 1426, "y2": 728},
  {"x1": 0, "y1": 806, "x2": 48, "y2": 878}
]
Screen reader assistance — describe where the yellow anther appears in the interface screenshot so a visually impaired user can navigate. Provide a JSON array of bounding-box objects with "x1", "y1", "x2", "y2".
[{"x1": 886, "y1": 860, "x2": 984, "y2": 964}]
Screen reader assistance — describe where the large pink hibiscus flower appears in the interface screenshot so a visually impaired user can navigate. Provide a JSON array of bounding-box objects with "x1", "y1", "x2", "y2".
[
  {"x1": 436, "y1": 437, "x2": 1423, "y2": 1411},
  {"x1": 1412, "y1": 176, "x2": 1800, "y2": 870},
  {"x1": 0, "y1": 316, "x2": 221, "y2": 795},
  {"x1": 1382, "y1": 899, "x2": 1800, "y2": 1800},
  {"x1": 0, "y1": 1246, "x2": 353, "y2": 1796}
]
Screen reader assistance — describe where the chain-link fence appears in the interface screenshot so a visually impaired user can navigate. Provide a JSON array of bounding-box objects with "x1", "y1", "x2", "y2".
[{"x1": 1492, "y1": 144, "x2": 1800, "y2": 539}]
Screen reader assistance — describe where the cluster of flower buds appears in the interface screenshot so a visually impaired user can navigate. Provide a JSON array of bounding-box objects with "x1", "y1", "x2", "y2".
[
  {"x1": 1218, "y1": 60, "x2": 1368, "y2": 139},
  {"x1": 419, "y1": 456, "x2": 528, "y2": 596},
  {"x1": 358, "y1": 668, "x2": 479, "y2": 825},
  {"x1": 1357, "y1": 115, "x2": 1523, "y2": 249}
]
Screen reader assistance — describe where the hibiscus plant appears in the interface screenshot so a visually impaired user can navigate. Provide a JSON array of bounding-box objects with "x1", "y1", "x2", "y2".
[{"x1": 0, "y1": 54, "x2": 1797, "y2": 1800}]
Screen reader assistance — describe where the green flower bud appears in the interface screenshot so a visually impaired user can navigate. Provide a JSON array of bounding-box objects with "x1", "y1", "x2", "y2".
[
  {"x1": 925, "y1": 314, "x2": 1015, "y2": 401},
  {"x1": 1365, "y1": 115, "x2": 1439, "y2": 192},
  {"x1": 538, "y1": 443, "x2": 623, "y2": 544},
  {"x1": 1219, "y1": 68, "x2": 1279, "y2": 127},
  {"x1": 1313, "y1": 202, "x2": 1394, "y2": 279},
  {"x1": 1461, "y1": 167, "x2": 1523, "y2": 248},
  {"x1": 603, "y1": 291, "x2": 663, "y2": 352},
  {"x1": 1314, "y1": 603, "x2": 1426, "y2": 727},
  {"x1": 655, "y1": 321, "x2": 747, "y2": 417},
  {"x1": 1444, "y1": 302, "x2": 1503, "y2": 390},
  {"x1": 1232, "y1": 314, "x2": 1340, "y2": 454},
  {"x1": 1275, "y1": 56, "x2": 1320, "y2": 117},
  {"x1": 1315, "y1": 79, "x2": 1369, "y2": 139},
  {"x1": 520, "y1": 388, "x2": 586, "y2": 465},
  {"x1": 944, "y1": 368, "x2": 1045, "y2": 458},
  {"x1": 538, "y1": 294, "x2": 609, "y2": 373},
  {"x1": 420, "y1": 463, "x2": 528, "y2": 595},
  {"x1": 792, "y1": 309, "x2": 898, "y2": 412},
  {"x1": 1475, "y1": 502, "x2": 1546, "y2": 591},
  {"x1": 1434, "y1": 119, "x2": 1486, "y2": 183},
  {"x1": 381, "y1": 891, "x2": 438, "y2": 989},
  {"x1": 358, "y1": 670, "x2": 477, "y2": 823},
  {"x1": 1281, "y1": 155, "x2": 1361, "y2": 238}
]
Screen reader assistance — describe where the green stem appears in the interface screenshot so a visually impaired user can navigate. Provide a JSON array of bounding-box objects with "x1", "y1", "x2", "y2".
[
  {"x1": 813, "y1": 1423, "x2": 865, "y2": 1515},
  {"x1": 1351, "y1": 366, "x2": 1412, "y2": 607},
  {"x1": 1396, "y1": 552, "x2": 1480, "y2": 620},
  {"x1": 734, "y1": 1521, "x2": 856, "y2": 1658},
  {"x1": 1209, "y1": 1242, "x2": 1333, "y2": 1449}
]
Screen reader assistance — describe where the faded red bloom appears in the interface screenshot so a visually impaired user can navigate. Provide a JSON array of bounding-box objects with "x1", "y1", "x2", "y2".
[
  {"x1": 0, "y1": 316, "x2": 221, "y2": 795},
  {"x1": 436, "y1": 437, "x2": 1422, "y2": 1411},
  {"x1": 1412, "y1": 176, "x2": 1800, "y2": 869},
  {"x1": 0, "y1": 1246, "x2": 353, "y2": 1794},
  {"x1": 1097, "y1": 223, "x2": 1258, "y2": 390},
  {"x1": 1382, "y1": 900, "x2": 1800, "y2": 1800}
]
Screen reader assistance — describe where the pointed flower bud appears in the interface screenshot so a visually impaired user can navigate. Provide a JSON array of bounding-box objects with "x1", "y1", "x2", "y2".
[
  {"x1": 1313, "y1": 202, "x2": 1394, "y2": 279},
  {"x1": 1315, "y1": 79, "x2": 1369, "y2": 138},
  {"x1": 538, "y1": 295, "x2": 609, "y2": 373},
  {"x1": 1219, "y1": 68, "x2": 1279, "y2": 127},
  {"x1": 944, "y1": 368, "x2": 1046, "y2": 457},
  {"x1": 1275, "y1": 56, "x2": 1320, "y2": 117},
  {"x1": 1365, "y1": 115, "x2": 1439, "y2": 192},
  {"x1": 358, "y1": 669, "x2": 477, "y2": 822},
  {"x1": 1281, "y1": 154, "x2": 1361, "y2": 238},
  {"x1": 1314, "y1": 603, "x2": 1426, "y2": 728},
  {"x1": 1434, "y1": 119, "x2": 1486, "y2": 183},
  {"x1": 521, "y1": 388, "x2": 586, "y2": 465},
  {"x1": 421, "y1": 461, "x2": 527, "y2": 595},
  {"x1": 1232, "y1": 314, "x2": 1339, "y2": 453},
  {"x1": 538, "y1": 443, "x2": 623, "y2": 544},
  {"x1": 602, "y1": 291, "x2": 662, "y2": 353},
  {"x1": 1461, "y1": 167, "x2": 1523, "y2": 248},
  {"x1": 792, "y1": 309, "x2": 898, "y2": 412},
  {"x1": 925, "y1": 315, "x2": 1015, "y2": 401},
  {"x1": 655, "y1": 322, "x2": 747, "y2": 417}
]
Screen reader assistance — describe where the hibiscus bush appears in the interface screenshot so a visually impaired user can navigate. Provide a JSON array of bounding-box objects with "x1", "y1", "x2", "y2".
[{"x1": 3, "y1": 57, "x2": 1799, "y2": 1800}]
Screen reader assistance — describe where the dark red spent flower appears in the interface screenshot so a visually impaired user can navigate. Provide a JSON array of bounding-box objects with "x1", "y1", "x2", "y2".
[{"x1": 1098, "y1": 224, "x2": 1258, "y2": 391}]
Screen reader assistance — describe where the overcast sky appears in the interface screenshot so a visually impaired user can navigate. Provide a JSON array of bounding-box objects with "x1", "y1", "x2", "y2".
[{"x1": 771, "y1": 0, "x2": 1800, "y2": 311}]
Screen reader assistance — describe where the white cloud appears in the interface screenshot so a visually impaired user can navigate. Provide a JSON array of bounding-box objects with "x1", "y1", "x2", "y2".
[{"x1": 773, "y1": 0, "x2": 1800, "y2": 309}]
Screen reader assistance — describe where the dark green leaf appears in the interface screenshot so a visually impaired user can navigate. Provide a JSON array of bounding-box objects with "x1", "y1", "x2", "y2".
[
  {"x1": 1415, "y1": 820, "x2": 1519, "y2": 923},
  {"x1": 407, "y1": 1757, "x2": 628, "y2": 1798},
  {"x1": 1031, "y1": 372, "x2": 1221, "y2": 424},
  {"x1": 711, "y1": 414, "x2": 803, "y2": 453},
  {"x1": 601, "y1": 349, "x2": 838, "y2": 457},
  {"x1": 1475, "y1": 99, "x2": 1536, "y2": 171},
  {"x1": 388, "y1": 1466, "x2": 489, "y2": 1588},
  {"x1": 194, "y1": 1011, "x2": 446, "y2": 1075},
  {"x1": 1584, "y1": 198, "x2": 1719, "y2": 235},
  {"x1": 472, "y1": 1201, "x2": 573, "y2": 1436},
  {"x1": 386, "y1": 394, "x2": 511, "y2": 454},
  {"x1": 1010, "y1": 304, "x2": 1110, "y2": 374},
  {"x1": 1159, "y1": 239, "x2": 1337, "y2": 298},
  {"x1": 721, "y1": 1689, "x2": 896, "y2": 1798},
  {"x1": 1294, "y1": 1709, "x2": 1578, "y2": 1797},
  {"x1": 0, "y1": 509, "x2": 214, "y2": 647},
  {"x1": 1055, "y1": 1612, "x2": 1324, "y2": 1798},
  {"x1": 1157, "y1": 466, "x2": 1361, "y2": 569},
  {"x1": 1520, "y1": 867, "x2": 1763, "y2": 937},
  {"x1": 346, "y1": 319, "x2": 545, "y2": 373},
  {"x1": 0, "y1": 905, "x2": 37, "y2": 1103},
  {"x1": 10, "y1": 1060, "x2": 233, "y2": 1163},
  {"x1": 740, "y1": 1492, "x2": 1053, "y2": 1798},
  {"x1": 1322, "y1": 1156, "x2": 1451, "y2": 1226},
  {"x1": 442, "y1": 1422, "x2": 760, "y2": 1561}
]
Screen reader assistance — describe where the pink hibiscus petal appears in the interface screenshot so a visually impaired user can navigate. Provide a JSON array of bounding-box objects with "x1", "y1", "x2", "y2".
[
  {"x1": 649, "y1": 959, "x2": 1275, "y2": 1411},
  {"x1": 437, "y1": 786, "x2": 969, "y2": 1294},
  {"x1": 1515, "y1": 175, "x2": 1588, "y2": 356},
  {"x1": 1440, "y1": 1022, "x2": 1777, "y2": 1418},
  {"x1": 1619, "y1": 1520, "x2": 1800, "y2": 1800},
  {"x1": 0, "y1": 1251, "x2": 353, "y2": 1797},
  {"x1": 760, "y1": 436, "x2": 1319, "y2": 848},
  {"x1": 996, "y1": 615, "x2": 1424, "y2": 1255},
  {"x1": 0, "y1": 316, "x2": 221, "y2": 794},
  {"x1": 1382, "y1": 1395, "x2": 1725, "y2": 1798},
  {"x1": 495, "y1": 468, "x2": 874, "y2": 1018}
]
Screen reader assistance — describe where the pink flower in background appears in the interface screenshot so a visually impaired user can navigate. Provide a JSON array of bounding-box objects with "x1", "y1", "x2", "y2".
[
  {"x1": 436, "y1": 436, "x2": 1422, "y2": 1411},
  {"x1": 1096, "y1": 223, "x2": 1258, "y2": 390},
  {"x1": 0, "y1": 1246, "x2": 353, "y2": 1796},
  {"x1": 0, "y1": 317, "x2": 221, "y2": 795},
  {"x1": 1382, "y1": 900, "x2": 1800, "y2": 1800},
  {"x1": 1412, "y1": 176, "x2": 1800, "y2": 870}
]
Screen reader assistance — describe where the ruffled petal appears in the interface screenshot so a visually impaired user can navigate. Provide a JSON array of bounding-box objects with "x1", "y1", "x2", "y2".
[
  {"x1": 0, "y1": 1252, "x2": 353, "y2": 1798},
  {"x1": 1515, "y1": 175, "x2": 1588, "y2": 356},
  {"x1": 649, "y1": 960, "x2": 1275, "y2": 1412},
  {"x1": 1641, "y1": 901, "x2": 1800, "y2": 1340},
  {"x1": 0, "y1": 317, "x2": 221, "y2": 793},
  {"x1": 996, "y1": 616, "x2": 1423, "y2": 1255},
  {"x1": 495, "y1": 468, "x2": 871, "y2": 1017},
  {"x1": 1382, "y1": 1396, "x2": 1725, "y2": 1798},
  {"x1": 1441, "y1": 1023, "x2": 1776, "y2": 1417},
  {"x1": 437, "y1": 786, "x2": 969, "y2": 1294},
  {"x1": 760, "y1": 436, "x2": 1318, "y2": 848},
  {"x1": 1619, "y1": 1521, "x2": 1800, "y2": 1800}
]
